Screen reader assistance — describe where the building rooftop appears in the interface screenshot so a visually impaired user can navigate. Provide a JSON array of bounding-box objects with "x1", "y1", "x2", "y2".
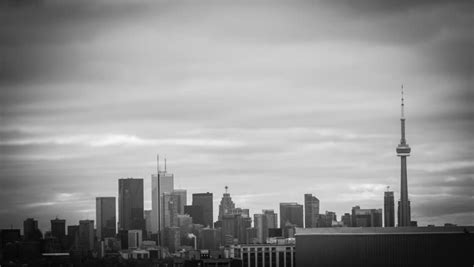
[{"x1": 295, "y1": 226, "x2": 474, "y2": 236}]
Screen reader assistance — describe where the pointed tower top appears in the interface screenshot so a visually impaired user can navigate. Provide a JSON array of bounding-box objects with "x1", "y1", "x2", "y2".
[
  {"x1": 157, "y1": 154, "x2": 160, "y2": 173},
  {"x1": 225, "y1": 185, "x2": 228, "y2": 194},
  {"x1": 164, "y1": 157, "x2": 167, "y2": 172},
  {"x1": 401, "y1": 84, "x2": 405, "y2": 119}
]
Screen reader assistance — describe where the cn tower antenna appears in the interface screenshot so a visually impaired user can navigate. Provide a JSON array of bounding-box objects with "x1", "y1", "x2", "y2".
[{"x1": 401, "y1": 84, "x2": 405, "y2": 119}]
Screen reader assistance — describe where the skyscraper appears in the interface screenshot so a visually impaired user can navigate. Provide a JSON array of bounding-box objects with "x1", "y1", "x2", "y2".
[
  {"x1": 192, "y1": 192, "x2": 213, "y2": 227},
  {"x1": 279, "y1": 203, "x2": 303, "y2": 228},
  {"x1": 96, "y1": 197, "x2": 116, "y2": 240},
  {"x1": 218, "y1": 186, "x2": 235, "y2": 221},
  {"x1": 151, "y1": 162, "x2": 174, "y2": 234},
  {"x1": 304, "y1": 194, "x2": 319, "y2": 228},
  {"x1": 172, "y1": 189, "x2": 187, "y2": 214},
  {"x1": 118, "y1": 178, "x2": 145, "y2": 231},
  {"x1": 78, "y1": 220, "x2": 94, "y2": 252},
  {"x1": 384, "y1": 190, "x2": 395, "y2": 227},
  {"x1": 50, "y1": 218, "x2": 66, "y2": 239},
  {"x1": 254, "y1": 209, "x2": 278, "y2": 243},
  {"x1": 396, "y1": 86, "x2": 412, "y2": 227},
  {"x1": 23, "y1": 218, "x2": 41, "y2": 241}
]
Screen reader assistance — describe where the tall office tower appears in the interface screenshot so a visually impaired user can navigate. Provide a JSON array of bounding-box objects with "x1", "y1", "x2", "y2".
[
  {"x1": 396, "y1": 86, "x2": 412, "y2": 227},
  {"x1": 151, "y1": 161, "x2": 174, "y2": 234},
  {"x1": 144, "y1": 210, "x2": 152, "y2": 235},
  {"x1": 351, "y1": 206, "x2": 383, "y2": 227},
  {"x1": 78, "y1": 220, "x2": 94, "y2": 252},
  {"x1": 384, "y1": 190, "x2": 395, "y2": 227},
  {"x1": 280, "y1": 203, "x2": 304, "y2": 228},
  {"x1": 67, "y1": 225, "x2": 79, "y2": 249},
  {"x1": 162, "y1": 192, "x2": 179, "y2": 228},
  {"x1": 218, "y1": 186, "x2": 235, "y2": 221},
  {"x1": 304, "y1": 194, "x2": 320, "y2": 228},
  {"x1": 192, "y1": 192, "x2": 213, "y2": 227},
  {"x1": 96, "y1": 197, "x2": 116, "y2": 240},
  {"x1": 172, "y1": 189, "x2": 187, "y2": 214},
  {"x1": 254, "y1": 210, "x2": 278, "y2": 243},
  {"x1": 118, "y1": 178, "x2": 145, "y2": 231},
  {"x1": 51, "y1": 218, "x2": 66, "y2": 239},
  {"x1": 23, "y1": 218, "x2": 41, "y2": 241}
]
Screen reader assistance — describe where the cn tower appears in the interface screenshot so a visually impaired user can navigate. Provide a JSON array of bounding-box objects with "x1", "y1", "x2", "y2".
[{"x1": 396, "y1": 85, "x2": 411, "y2": 226}]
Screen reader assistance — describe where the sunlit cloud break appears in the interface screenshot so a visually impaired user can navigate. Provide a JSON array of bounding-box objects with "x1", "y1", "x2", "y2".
[{"x1": 0, "y1": 134, "x2": 245, "y2": 148}]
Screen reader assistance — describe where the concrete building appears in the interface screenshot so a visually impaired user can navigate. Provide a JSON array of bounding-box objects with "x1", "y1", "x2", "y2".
[
  {"x1": 218, "y1": 186, "x2": 235, "y2": 221},
  {"x1": 304, "y1": 194, "x2": 319, "y2": 228},
  {"x1": 240, "y1": 243, "x2": 296, "y2": 267},
  {"x1": 96, "y1": 197, "x2": 116, "y2": 240},
  {"x1": 118, "y1": 178, "x2": 145, "y2": 231},
  {"x1": 128, "y1": 229, "x2": 143, "y2": 249},
  {"x1": 396, "y1": 87, "x2": 412, "y2": 226},
  {"x1": 295, "y1": 227, "x2": 474, "y2": 266}
]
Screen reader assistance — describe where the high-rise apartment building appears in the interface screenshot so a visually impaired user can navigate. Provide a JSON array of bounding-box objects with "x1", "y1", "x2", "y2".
[{"x1": 96, "y1": 197, "x2": 116, "y2": 240}]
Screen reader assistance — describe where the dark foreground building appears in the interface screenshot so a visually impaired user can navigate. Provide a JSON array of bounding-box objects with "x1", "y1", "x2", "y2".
[{"x1": 296, "y1": 227, "x2": 474, "y2": 267}]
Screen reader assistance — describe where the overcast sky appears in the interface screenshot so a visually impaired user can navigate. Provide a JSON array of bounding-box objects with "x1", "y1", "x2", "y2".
[{"x1": 1, "y1": 0, "x2": 473, "y2": 232}]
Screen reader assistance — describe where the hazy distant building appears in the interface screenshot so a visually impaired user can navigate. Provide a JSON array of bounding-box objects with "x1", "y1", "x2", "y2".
[
  {"x1": 96, "y1": 197, "x2": 116, "y2": 240},
  {"x1": 185, "y1": 205, "x2": 203, "y2": 225},
  {"x1": 351, "y1": 206, "x2": 382, "y2": 227},
  {"x1": 254, "y1": 209, "x2": 278, "y2": 243},
  {"x1": 118, "y1": 178, "x2": 145, "y2": 231},
  {"x1": 384, "y1": 191, "x2": 395, "y2": 227},
  {"x1": 218, "y1": 187, "x2": 235, "y2": 222},
  {"x1": 50, "y1": 218, "x2": 66, "y2": 239},
  {"x1": 144, "y1": 210, "x2": 152, "y2": 234},
  {"x1": 341, "y1": 213, "x2": 352, "y2": 227},
  {"x1": 78, "y1": 220, "x2": 94, "y2": 252},
  {"x1": 396, "y1": 88, "x2": 412, "y2": 227},
  {"x1": 67, "y1": 225, "x2": 79, "y2": 249},
  {"x1": 200, "y1": 228, "x2": 221, "y2": 250},
  {"x1": 164, "y1": 227, "x2": 180, "y2": 253},
  {"x1": 172, "y1": 189, "x2": 187, "y2": 214},
  {"x1": 280, "y1": 203, "x2": 303, "y2": 228},
  {"x1": 128, "y1": 229, "x2": 143, "y2": 249},
  {"x1": 304, "y1": 194, "x2": 320, "y2": 228},
  {"x1": 192, "y1": 192, "x2": 213, "y2": 227},
  {"x1": 23, "y1": 218, "x2": 42, "y2": 241},
  {"x1": 162, "y1": 192, "x2": 179, "y2": 228},
  {"x1": 151, "y1": 167, "x2": 174, "y2": 234}
]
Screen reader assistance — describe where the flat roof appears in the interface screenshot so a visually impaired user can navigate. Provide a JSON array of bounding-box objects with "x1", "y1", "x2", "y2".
[{"x1": 295, "y1": 226, "x2": 474, "y2": 236}]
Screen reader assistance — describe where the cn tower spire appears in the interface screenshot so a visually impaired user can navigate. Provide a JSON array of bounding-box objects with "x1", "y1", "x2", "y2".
[{"x1": 396, "y1": 84, "x2": 412, "y2": 227}]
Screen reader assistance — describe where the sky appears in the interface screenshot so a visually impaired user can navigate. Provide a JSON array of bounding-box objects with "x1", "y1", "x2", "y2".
[{"x1": 0, "y1": 0, "x2": 473, "y2": 233}]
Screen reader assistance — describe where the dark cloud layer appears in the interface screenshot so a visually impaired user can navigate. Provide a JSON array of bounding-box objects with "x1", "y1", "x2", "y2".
[{"x1": 1, "y1": 0, "x2": 473, "y2": 231}]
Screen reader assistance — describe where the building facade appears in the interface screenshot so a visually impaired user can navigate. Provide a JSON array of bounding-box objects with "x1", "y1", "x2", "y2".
[
  {"x1": 118, "y1": 178, "x2": 145, "y2": 231},
  {"x1": 304, "y1": 194, "x2": 319, "y2": 228},
  {"x1": 384, "y1": 191, "x2": 395, "y2": 227},
  {"x1": 279, "y1": 203, "x2": 303, "y2": 228},
  {"x1": 192, "y1": 192, "x2": 213, "y2": 228},
  {"x1": 96, "y1": 197, "x2": 116, "y2": 240},
  {"x1": 240, "y1": 244, "x2": 296, "y2": 267}
]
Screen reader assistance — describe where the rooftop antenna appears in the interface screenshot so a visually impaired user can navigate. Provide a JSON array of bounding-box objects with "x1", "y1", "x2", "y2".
[
  {"x1": 164, "y1": 157, "x2": 167, "y2": 173},
  {"x1": 225, "y1": 185, "x2": 228, "y2": 194},
  {"x1": 401, "y1": 84, "x2": 405, "y2": 119},
  {"x1": 386, "y1": 186, "x2": 390, "y2": 192},
  {"x1": 156, "y1": 154, "x2": 161, "y2": 246}
]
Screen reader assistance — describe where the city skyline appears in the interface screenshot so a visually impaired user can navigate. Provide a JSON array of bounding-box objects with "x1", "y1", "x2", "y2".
[{"x1": 1, "y1": 0, "x2": 473, "y2": 233}]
